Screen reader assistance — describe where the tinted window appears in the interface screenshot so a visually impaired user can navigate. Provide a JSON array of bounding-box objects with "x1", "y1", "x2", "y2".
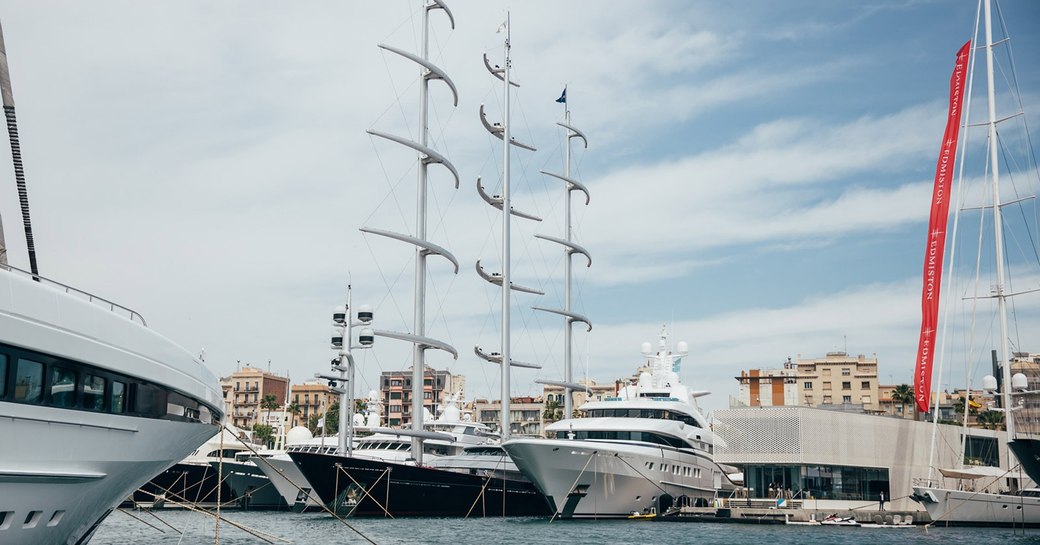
[
  {"x1": 0, "y1": 354, "x2": 7, "y2": 397},
  {"x1": 134, "y1": 383, "x2": 167, "y2": 417},
  {"x1": 51, "y1": 367, "x2": 78, "y2": 407},
  {"x1": 14, "y1": 359, "x2": 44, "y2": 403},
  {"x1": 83, "y1": 374, "x2": 106, "y2": 411},
  {"x1": 111, "y1": 381, "x2": 126, "y2": 413}
]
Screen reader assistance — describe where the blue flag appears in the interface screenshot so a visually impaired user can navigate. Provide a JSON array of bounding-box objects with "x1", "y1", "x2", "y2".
[{"x1": 555, "y1": 87, "x2": 567, "y2": 104}]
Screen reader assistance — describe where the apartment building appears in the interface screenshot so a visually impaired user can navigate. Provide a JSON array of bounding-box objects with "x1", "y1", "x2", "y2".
[
  {"x1": 379, "y1": 365, "x2": 465, "y2": 428},
  {"x1": 796, "y1": 351, "x2": 880, "y2": 411},
  {"x1": 226, "y1": 366, "x2": 289, "y2": 430},
  {"x1": 290, "y1": 380, "x2": 337, "y2": 428}
]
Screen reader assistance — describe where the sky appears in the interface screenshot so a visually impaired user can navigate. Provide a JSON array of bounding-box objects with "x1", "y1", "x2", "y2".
[{"x1": 1, "y1": 1, "x2": 1039, "y2": 416}]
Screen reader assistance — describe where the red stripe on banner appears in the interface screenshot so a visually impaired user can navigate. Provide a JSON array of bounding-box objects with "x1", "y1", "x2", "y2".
[{"x1": 915, "y1": 40, "x2": 972, "y2": 415}]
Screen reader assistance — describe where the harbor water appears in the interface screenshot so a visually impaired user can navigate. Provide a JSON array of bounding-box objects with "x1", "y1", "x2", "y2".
[{"x1": 90, "y1": 511, "x2": 1040, "y2": 545}]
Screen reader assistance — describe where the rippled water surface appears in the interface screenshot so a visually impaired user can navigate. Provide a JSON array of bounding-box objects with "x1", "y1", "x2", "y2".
[{"x1": 89, "y1": 510, "x2": 1040, "y2": 545}]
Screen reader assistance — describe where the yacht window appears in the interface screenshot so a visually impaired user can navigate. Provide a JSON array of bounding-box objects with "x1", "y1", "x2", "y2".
[
  {"x1": 134, "y1": 383, "x2": 168, "y2": 417},
  {"x1": 111, "y1": 381, "x2": 126, "y2": 413},
  {"x1": 14, "y1": 359, "x2": 44, "y2": 403},
  {"x1": 0, "y1": 354, "x2": 7, "y2": 397},
  {"x1": 50, "y1": 367, "x2": 78, "y2": 408},
  {"x1": 83, "y1": 374, "x2": 106, "y2": 411}
]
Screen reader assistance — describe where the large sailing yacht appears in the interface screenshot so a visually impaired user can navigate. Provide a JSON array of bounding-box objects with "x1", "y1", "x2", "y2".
[
  {"x1": 911, "y1": 0, "x2": 1040, "y2": 527},
  {"x1": 502, "y1": 328, "x2": 737, "y2": 518},
  {"x1": 291, "y1": 3, "x2": 551, "y2": 517}
]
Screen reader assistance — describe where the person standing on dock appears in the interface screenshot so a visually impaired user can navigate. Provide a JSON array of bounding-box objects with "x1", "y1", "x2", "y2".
[{"x1": 879, "y1": 491, "x2": 886, "y2": 511}]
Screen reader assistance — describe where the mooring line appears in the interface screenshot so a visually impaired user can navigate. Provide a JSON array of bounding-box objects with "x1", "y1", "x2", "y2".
[
  {"x1": 216, "y1": 424, "x2": 380, "y2": 544},
  {"x1": 549, "y1": 451, "x2": 596, "y2": 524},
  {"x1": 115, "y1": 507, "x2": 170, "y2": 534}
]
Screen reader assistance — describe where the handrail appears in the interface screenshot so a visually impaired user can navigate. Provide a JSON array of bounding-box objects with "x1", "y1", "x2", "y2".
[{"x1": 0, "y1": 262, "x2": 147, "y2": 326}]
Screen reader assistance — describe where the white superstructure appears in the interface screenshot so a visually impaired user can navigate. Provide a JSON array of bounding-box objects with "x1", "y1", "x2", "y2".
[
  {"x1": 0, "y1": 265, "x2": 224, "y2": 544},
  {"x1": 502, "y1": 327, "x2": 736, "y2": 518}
]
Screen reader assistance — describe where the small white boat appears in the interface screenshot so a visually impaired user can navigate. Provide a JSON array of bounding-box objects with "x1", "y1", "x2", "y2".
[{"x1": 820, "y1": 515, "x2": 861, "y2": 527}]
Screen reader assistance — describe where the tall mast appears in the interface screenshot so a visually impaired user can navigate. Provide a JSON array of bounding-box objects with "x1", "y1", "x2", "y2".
[
  {"x1": 984, "y1": 0, "x2": 1014, "y2": 436},
  {"x1": 0, "y1": 21, "x2": 38, "y2": 275},
  {"x1": 361, "y1": 0, "x2": 459, "y2": 466},
  {"x1": 500, "y1": 12, "x2": 513, "y2": 439},
  {"x1": 411, "y1": 0, "x2": 434, "y2": 463},
  {"x1": 534, "y1": 103, "x2": 591, "y2": 417},
  {"x1": 476, "y1": 14, "x2": 541, "y2": 440}
]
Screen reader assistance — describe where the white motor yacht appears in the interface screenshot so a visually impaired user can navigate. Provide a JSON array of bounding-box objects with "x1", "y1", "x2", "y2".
[
  {"x1": 502, "y1": 327, "x2": 737, "y2": 518},
  {"x1": 0, "y1": 264, "x2": 224, "y2": 544}
]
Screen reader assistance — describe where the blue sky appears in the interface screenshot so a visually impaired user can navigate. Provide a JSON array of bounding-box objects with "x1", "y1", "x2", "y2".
[{"x1": 1, "y1": 1, "x2": 1038, "y2": 415}]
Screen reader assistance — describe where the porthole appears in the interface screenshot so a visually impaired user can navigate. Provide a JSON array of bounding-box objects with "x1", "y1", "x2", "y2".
[
  {"x1": 23, "y1": 511, "x2": 42, "y2": 529},
  {"x1": 46, "y1": 511, "x2": 65, "y2": 527}
]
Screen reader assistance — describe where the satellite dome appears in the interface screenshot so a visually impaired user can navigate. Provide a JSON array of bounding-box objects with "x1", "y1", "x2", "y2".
[
  {"x1": 286, "y1": 426, "x2": 314, "y2": 446},
  {"x1": 442, "y1": 404, "x2": 462, "y2": 422}
]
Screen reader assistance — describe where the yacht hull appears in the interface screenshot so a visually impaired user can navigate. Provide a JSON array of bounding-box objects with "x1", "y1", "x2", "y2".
[
  {"x1": 133, "y1": 461, "x2": 229, "y2": 508},
  {"x1": 289, "y1": 451, "x2": 551, "y2": 517},
  {"x1": 0, "y1": 403, "x2": 216, "y2": 545},
  {"x1": 1, "y1": 269, "x2": 224, "y2": 544},
  {"x1": 214, "y1": 460, "x2": 286, "y2": 510},
  {"x1": 1009, "y1": 439, "x2": 1040, "y2": 483},
  {"x1": 253, "y1": 454, "x2": 324, "y2": 512},
  {"x1": 912, "y1": 486, "x2": 1040, "y2": 527},
  {"x1": 503, "y1": 438, "x2": 729, "y2": 518}
]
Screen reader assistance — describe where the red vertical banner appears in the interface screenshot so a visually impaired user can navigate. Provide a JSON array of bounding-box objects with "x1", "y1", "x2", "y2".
[{"x1": 915, "y1": 40, "x2": 972, "y2": 414}]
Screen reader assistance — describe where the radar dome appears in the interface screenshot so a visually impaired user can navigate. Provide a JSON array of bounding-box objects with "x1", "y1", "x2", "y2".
[
  {"x1": 286, "y1": 426, "x2": 314, "y2": 446},
  {"x1": 641, "y1": 342, "x2": 653, "y2": 355},
  {"x1": 677, "y1": 341, "x2": 689, "y2": 353},
  {"x1": 441, "y1": 404, "x2": 462, "y2": 422}
]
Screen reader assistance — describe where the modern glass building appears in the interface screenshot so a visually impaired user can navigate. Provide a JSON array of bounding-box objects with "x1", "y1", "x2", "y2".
[{"x1": 713, "y1": 406, "x2": 1014, "y2": 510}]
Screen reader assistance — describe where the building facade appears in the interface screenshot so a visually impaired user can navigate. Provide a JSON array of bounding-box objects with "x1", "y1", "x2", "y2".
[
  {"x1": 474, "y1": 396, "x2": 544, "y2": 436},
  {"x1": 290, "y1": 380, "x2": 337, "y2": 429},
  {"x1": 713, "y1": 406, "x2": 1020, "y2": 512},
  {"x1": 796, "y1": 352, "x2": 880, "y2": 412},
  {"x1": 541, "y1": 379, "x2": 617, "y2": 419},
  {"x1": 735, "y1": 358, "x2": 799, "y2": 407},
  {"x1": 379, "y1": 365, "x2": 465, "y2": 428},
  {"x1": 225, "y1": 366, "x2": 289, "y2": 430}
]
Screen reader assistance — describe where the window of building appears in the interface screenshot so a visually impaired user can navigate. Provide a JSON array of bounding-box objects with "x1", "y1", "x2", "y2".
[
  {"x1": 842, "y1": 381, "x2": 851, "y2": 390},
  {"x1": 842, "y1": 395, "x2": 852, "y2": 403},
  {"x1": 822, "y1": 382, "x2": 831, "y2": 390},
  {"x1": 822, "y1": 368, "x2": 831, "y2": 376},
  {"x1": 861, "y1": 395, "x2": 872, "y2": 404},
  {"x1": 964, "y1": 435, "x2": 1000, "y2": 467},
  {"x1": 14, "y1": 359, "x2": 43, "y2": 403},
  {"x1": 823, "y1": 395, "x2": 832, "y2": 404},
  {"x1": 861, "y1": 381, "x2": 870, "y2": 389},
  {"x1": 423, "y1": 392, "x2": 432, "y2": 399},
  {"x1": 83, "y1": 374, "x2": 106, "y2": 411},
  {"x1": 842, "y1": 368, "x2": 850, "y2": 376},
  {"x1": 803, "y1": 382, "x2": 812, "y2": 390}
]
